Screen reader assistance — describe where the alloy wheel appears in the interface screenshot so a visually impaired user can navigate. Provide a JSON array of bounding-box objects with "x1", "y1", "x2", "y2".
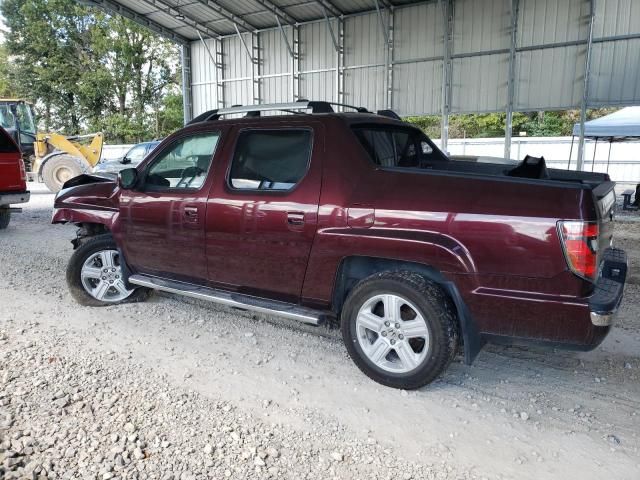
[
  {"x1": 355, "y1": 293, "x2": 430, "y2": 373},
  {"x1": 80, "y1": 249, "x2": 133, "y2": 303}
]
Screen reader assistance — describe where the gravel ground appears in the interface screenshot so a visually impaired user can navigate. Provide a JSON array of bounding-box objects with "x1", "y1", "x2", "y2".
[{"x1": 1, "y1": 183, "x2": 639, "y2": 480}]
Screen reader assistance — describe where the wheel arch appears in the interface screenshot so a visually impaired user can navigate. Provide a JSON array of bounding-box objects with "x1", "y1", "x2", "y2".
[{"x1": 331, "y1": 255, "x2": 484, "y2": 365}]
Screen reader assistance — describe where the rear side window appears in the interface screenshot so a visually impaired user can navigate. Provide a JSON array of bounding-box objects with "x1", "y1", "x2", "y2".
[
  {"x1": 229, "y1": 130, "x2": 312, "y2": 191},
  {"x1": 353, "y1": 126, "x2": 447, "y2": 169},
  {"x1": 0, "y1": 127, "x2": 19, "y2": 153}
]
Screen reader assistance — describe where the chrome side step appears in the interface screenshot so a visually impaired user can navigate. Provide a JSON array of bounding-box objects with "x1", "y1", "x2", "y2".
[{"x1": 128, "y1": 274, "x2": 325, "y2": 326}]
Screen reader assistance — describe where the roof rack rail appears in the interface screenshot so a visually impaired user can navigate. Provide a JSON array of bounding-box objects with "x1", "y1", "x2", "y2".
[
  {"x1": 187, "y1": 100, "x2": 398, "y2": 125},
  {"x1": 376, "y1": 109, "x2": 402, "y2": 120}
]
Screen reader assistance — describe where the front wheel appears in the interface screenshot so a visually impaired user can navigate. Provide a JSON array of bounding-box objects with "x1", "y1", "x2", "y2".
[
  {"x1": 341, "y1": 271, "x2": 458, "y2": 389},
  {"x1": 42, "y1": 155, "x2": 88, "y2": 193},
  {"x1": 0, "y1": 208, "x2": 10, "y2": 230},
  {"x1": 66, "y1": 234, "x2": 150, "y2": 306}
]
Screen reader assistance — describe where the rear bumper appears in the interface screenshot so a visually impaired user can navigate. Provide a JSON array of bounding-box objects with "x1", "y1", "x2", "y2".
[
  {"x1": 0, "y1": 190, "x2": 30, "y2": 206},
  {"x1": 589, "y1": 247, "x2": 627, "y2": 326}
]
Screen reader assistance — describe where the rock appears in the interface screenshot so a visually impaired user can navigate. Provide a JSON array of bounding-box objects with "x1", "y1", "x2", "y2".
[
  {"x1": 331, "y1": 452, "x2": 344, "y2": 462},
  {"x1": 124, "y1": 423, "x2": 135, "y2": 433},
  {"x1": 203, "y1": 444, "x2": 214, "y2": 454},
  {"x1": 133, "y1": 447, "x2": 145, "y2": 460},
  {"x1": 607, "y1": 434, "x2": 620, "y2": 445},
  {"x1": 520, "y1": 412, "x2": 529, "y2": 421}
]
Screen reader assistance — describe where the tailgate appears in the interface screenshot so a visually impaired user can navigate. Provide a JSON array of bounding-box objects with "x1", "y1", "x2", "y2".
[
  {"x1": 593, "y1": 181, "x2": 616, "y2": 262},
  {"x1": 0, "y1": 151, "x2": 26, "y2": 192}
]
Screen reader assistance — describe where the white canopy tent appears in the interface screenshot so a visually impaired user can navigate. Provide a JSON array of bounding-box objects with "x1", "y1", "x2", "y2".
[{"x1": 568, "y1": 106, "x2": 640, "y2": 172}]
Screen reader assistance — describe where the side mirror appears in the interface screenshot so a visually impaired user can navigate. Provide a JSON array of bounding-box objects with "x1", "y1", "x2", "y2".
[
  {"x1": 121, "y1": 157, "x2": 131, "y2": 165},
  {"x1": 118, "y1": 168, "x2": 138, "y2": 190}
]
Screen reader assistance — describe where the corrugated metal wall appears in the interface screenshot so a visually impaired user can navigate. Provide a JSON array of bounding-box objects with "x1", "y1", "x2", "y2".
[{"x1": 190, "y1": 0, "x2": 640, "y2": 117}]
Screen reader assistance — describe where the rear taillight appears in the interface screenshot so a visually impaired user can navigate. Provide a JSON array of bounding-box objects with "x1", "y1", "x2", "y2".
[
  {"x1": 558, "y1": 221, "x2": 599, "y2": 280},
  {"x1": 19, "y1": 157, "x2": 27, "y2": 181}
]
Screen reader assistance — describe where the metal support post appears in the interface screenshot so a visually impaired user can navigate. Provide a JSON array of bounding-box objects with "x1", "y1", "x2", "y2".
[
  {"x1": 374, "y1": 0, "x2": 390, "y2": 46},
  {"x1": 505, "y1": 0, "x2": 519, "y2": 160},
  {"x1": 293, "y1": 26, "x2": 300, "y2": 101},
  {"x1": 440, "y1": 0, "x2": 453, "y2": 152},
  {"x1": 337, "y1": 18, "x2": 345, "y2": 107},
  {"x1": 386, "y1": 8, "x2": 394, "y2": 109},
  {"x1": 217, "y1": 39, "x2": 225, "y2": 107},
  {"x1": 252, "y1": 33, "x2": 260, "y2": 104},
  {"x1": 181, "y1": 45, "x2": 193, "y2": 124},
  {"x1": 276, "y1": 16, "x2": 298, "y2": 102},
  {"x1": 577, "y1": 0, "x2": 595, "y2": 171}
]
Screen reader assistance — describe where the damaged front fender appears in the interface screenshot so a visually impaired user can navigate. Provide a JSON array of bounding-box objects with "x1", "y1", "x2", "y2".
[{"x1": 52, "y1": 174, "x2": 120, "y2": 230}]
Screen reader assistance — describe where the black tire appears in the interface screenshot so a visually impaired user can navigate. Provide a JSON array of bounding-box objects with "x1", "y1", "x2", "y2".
[
  {"x1": 341, "y1": 271, "x2": 458, "y2": 389},
  {"x1": 66, "y1": 234, "x2": 151, "y2": 307},
  {"x1": 42, "y1": 155, "x2": 88, "y2": 193},
  {"x1": 0, "y1": 208, "x2": 10, "y2": 230}
]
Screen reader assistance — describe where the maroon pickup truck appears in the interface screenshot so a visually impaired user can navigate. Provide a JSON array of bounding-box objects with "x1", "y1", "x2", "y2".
[
  {"x1": 0, "y1": 126, "x2": 30, "y2": 229},
  {"x1": 52, "y1": 101, "x2": 627, "y2": 389}
]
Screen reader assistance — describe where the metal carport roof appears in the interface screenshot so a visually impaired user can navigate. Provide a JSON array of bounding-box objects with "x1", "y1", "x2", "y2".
[
  {"x1": 80, "y1": 0, "x2": 640, "y2": 170},
  {"x1": 80, "y1": 0, "x2": 419, "y2": 42}
]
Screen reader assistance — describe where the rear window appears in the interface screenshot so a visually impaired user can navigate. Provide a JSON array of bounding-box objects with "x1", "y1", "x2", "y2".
[
  {"x1": 229, "y1": 129, "x2": 312, "y2": 191},
  {"x1": 0, "y1": 128, "x2": 19, "y2": 153},
  {"x1": 353, "y1": 126, "x2": 448, "y2": 169}
]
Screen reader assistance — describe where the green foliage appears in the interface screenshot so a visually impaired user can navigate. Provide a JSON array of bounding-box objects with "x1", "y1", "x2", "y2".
[
  {"x1": 405, "y1": 109, "x2": 617, "y2": 139},
  {"x1": 155, "y1": 93, "x2": 185, "y2": 139},
  {"x1": 1, "y1": 0, "x2": 183, "y2": 142},
  {"x1": 0, "y1": 44, "x2": 18, "y2": 97}
]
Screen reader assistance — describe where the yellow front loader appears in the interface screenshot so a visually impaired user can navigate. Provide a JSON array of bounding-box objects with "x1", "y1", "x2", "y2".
[
  {"x1": 0, "y1": 99, "x2": 103, "y2": 192},
  {"x1": 33, "y1": 132, "x2": 103, "y2": 192}
]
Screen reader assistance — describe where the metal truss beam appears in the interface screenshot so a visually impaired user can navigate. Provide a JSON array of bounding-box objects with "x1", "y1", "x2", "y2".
[
  {"x1": 252, "y1": 0, "x2": 298, "y2": 26},
  {"x1": 79, "y1": 0, "x2": 190, "y2": 44},
  {"x1": 140, "y1": 0, "x2": 222, "y2": 39},
  {"x1": 315, "y1": 0, "x2": 342, "y2": 18},
  {"x1": 193, "y1": 0, "x2": 259, "y2": 33}
]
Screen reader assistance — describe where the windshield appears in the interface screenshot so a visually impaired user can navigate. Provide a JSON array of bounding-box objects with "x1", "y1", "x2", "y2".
[
  {"x1": 16, "y1": 103, "x2": 36, "y2": 134},
  {"x1": 0, "y1": 104, "x2": 16, "y2": 130}
]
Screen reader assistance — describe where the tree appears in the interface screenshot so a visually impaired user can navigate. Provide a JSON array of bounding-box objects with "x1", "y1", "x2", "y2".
[
  {"x1": 1, "y1": 0, "x2": 182, "y2": 142},
  {"x1": 0, "y1": 44, "x2": 18, "y2": 97}
]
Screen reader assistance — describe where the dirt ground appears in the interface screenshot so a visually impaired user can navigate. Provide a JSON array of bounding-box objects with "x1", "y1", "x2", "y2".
[{"x1": 1, "y1": 182, "x2": 639, "y2": 479}]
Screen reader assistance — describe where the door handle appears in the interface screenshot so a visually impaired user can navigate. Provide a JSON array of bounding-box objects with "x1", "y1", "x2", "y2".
[
  {"x1": 287, "y1": 211, "x2": 305, "y2": 225},
  {"x1": 184, "y1": 206, "x2": 199, "y2": 220}
]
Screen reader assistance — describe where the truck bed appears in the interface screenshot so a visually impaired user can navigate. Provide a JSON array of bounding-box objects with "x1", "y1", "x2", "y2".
[{"x1": 426, "y1": 157, "x2": 611, "y2": 189}]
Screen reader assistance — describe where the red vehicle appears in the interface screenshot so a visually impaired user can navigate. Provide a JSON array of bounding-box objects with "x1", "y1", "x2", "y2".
[
  {"x1": 0, "y1": 126, "x2": 29, "y2": 229},
  {"x1": 52, "y1": 101, "x2": 627, "y2": 389}
]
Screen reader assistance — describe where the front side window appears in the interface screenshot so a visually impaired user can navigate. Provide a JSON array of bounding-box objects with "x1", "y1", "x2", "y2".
[
  {"x1": 353, "y1": 126, "x2": 447, "y2": 169},
  {"x1": 145, "y1": 132, "x2": 220, "y2": 190},
  {"x1": 229, "y1": 129, "x2": 312, "y2": 191}
]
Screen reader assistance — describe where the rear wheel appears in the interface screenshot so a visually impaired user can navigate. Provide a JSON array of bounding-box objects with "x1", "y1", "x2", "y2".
[
  {"x1": 66, "y1": 234, "x2": 150, "y2": 306},
  {"x1": 0, "y1": 208, "x2": 10, "y2": 230},
  {"x1": 42, "y1": 155, "x2": 88, "y2": 193},
  {"x1": 341, "y1": 271, "x2": 458, "y2": 389}
]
